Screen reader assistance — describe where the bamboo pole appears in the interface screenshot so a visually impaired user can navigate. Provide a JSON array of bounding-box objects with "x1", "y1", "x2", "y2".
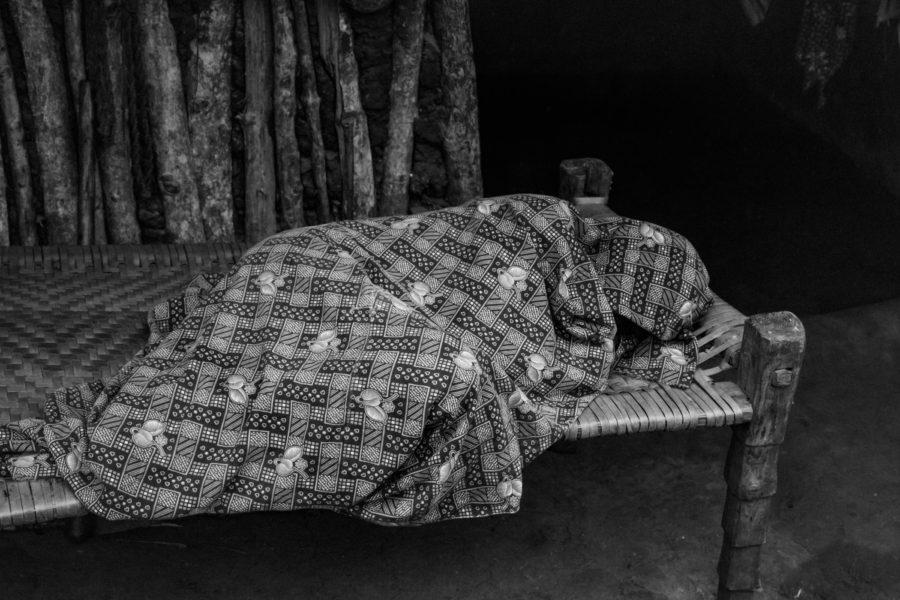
[
  {"x1": 336, "y1": 5, "x2": 375, "y2": 218},
  {"x1": 135, "y1": 0, "x2": 206, "y2": 243},
  {"x1": 381, "y1": 0, "x2": 426, "y2": 216},
  {"x1": 242, "y1": 0, "x2": 277, "y2": 242},
  {"x1": 272, "y1": 0, "x2": 304, "y2": 229},
  {"x1": 432, "y1": 0, "x2": 482, "y2": 205},
  {"x1": 8, "y1": 0, "x2": 80, "y2": 244},
  {"x1": 292, "y1": 0, "x2": 330, "y2": 224},
  {"x1": 86, "y1": 0, "x2": 140, "y2": 243},
  {"x1": 0, "y1": 21, "x2": 36, "y2": 245},
  {"x1": 187, "y1": 0, "x2": 236, "y2": 241}
]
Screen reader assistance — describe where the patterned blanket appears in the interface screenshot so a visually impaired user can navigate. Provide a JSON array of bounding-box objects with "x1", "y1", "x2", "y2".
[{"x1": 0, "y1": 195, "x2": 712, "y2": 525}]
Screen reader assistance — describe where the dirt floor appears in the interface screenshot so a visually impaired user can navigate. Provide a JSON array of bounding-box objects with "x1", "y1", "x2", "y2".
[{"x1": 2, "y1": 292, "x2": 899, "y2": 599}]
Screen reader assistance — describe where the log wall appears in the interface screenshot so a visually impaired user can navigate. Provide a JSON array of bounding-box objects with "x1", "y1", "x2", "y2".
[{"x1": 0, "y1": 0, "x2": 481, "y2": 245}]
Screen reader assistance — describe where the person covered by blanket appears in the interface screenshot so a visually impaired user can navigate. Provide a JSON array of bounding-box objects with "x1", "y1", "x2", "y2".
[{"x1": 0, "y1": 195, "x2": 713, "y2": 525}]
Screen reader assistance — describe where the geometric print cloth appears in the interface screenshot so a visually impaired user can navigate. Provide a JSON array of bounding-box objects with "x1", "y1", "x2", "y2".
[{"x1": 0, "y1": 195, "x2": 712, "y2": 525}]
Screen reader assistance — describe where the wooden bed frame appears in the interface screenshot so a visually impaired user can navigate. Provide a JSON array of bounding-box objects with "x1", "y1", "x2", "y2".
[{"x1": 0, "y1": 159, "x2": 805, "y2": 599}]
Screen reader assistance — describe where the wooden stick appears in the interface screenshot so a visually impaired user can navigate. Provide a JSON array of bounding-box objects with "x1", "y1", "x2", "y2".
[
  {"x1": 63, "y1": 0, "x2": 96, "y2": 245},
  {"x1": 242, "y1": 0, "x2": 278, "y2": 241},
  {"x1": 91, "y1": 161, "x2": 107, "y2": 244},
  {"x1": 76, "y1": 82, "x2": 95, "y2": 244},
  {"x1": 336, "y1": 6, "x2": 376, "y2": 218},
  {"x1": 8, "y1": 0, "x2": 80, "y2": 244},
  {"x1": 125, "y1": 5, "x2": 155, "y2": 239},
  {"x1": 380, "y1": 0, "x2": 426, "y2": 216},
  {"x1": 86, "y1": 0, "x2": 140, "y2": 243},
  {"x1": 273, "y1": 0, "x2": 305, "y2": 229},
  {"x1": 717, "y1": 311, "x2": 805, "y2": 599},
  {"x1": 432, "y1": 0, "x2": 482, "y2": 205},
  {"x1": 292, "y1": 0, "x2": 330, "y2": 224},
  {"x1": 0, "y1": 21, "x2": 36, "y2": 245},
  {"x1": 187, "y1": 0, "x2": 236, "y2": 242},
  {"x1": 0, "y1": 134, "x2": 8, "y2": 246},
  {"x1": 135, "y1": 0, "x2": 206, "y2": 243}
]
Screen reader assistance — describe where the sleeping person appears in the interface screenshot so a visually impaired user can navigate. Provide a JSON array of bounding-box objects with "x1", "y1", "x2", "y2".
[{"x1": 0, "y1": 195, "x2": 712, "y2": 525}]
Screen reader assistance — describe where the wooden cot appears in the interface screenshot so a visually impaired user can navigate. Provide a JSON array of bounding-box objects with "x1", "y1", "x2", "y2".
[{"x1": 0, "y1": 159, "x2": 805, "y2": 600}]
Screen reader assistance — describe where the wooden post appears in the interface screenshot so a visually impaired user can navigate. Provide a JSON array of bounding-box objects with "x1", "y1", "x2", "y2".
[
  {"x1": 87, "y1": 0, "x2": 141, "y2": 244},
  {"x1": 136, "y1": 0, "x2": 206, "y2": 243},
  {"x1": 187, "y1": 0, "x2": 235, "y2": 242},
  {"x1": 62, "y1": 0, "x2": 98, "y2": 244},
  {"x1": 558, "y1": 158, "x2": 614, "y2": 202},
  {"x1": 0, "y1": 133, "x2": 8, "y2": 245},
  {"x1": 0, "y1": 21, "x2": 36, "y2": 245},
  {"x1": 242, "y1": 0, "x2": 278, "y2": 242},
  {"x1": 336, "y1": 6, "x2": 376, "y2": 219},
  {"x1": 76, "y1": 82, "x2": 95, "y2": 244},
  {"x1": 9, "y1": 0, "x2": 80, "y2": 244},
  {"x1": 718, "y1": 311, "x2": 805, "y2": 599},
  {"x1": 272, "y1": 0, "x2": 304, "y2": 229},
  {"x1": 380, "y1": 0, "x2": 426, "y2": 217},
  {"x1": 292, "y1": 0, "x2": 330, "y2": 224},
  {"x1": 433, "y1": 0, "x2": 482, "y2": 205}
]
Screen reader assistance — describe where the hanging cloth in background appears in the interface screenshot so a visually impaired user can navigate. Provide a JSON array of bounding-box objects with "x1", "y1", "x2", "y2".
[
  {"x1": 741, "y1": 0, "x2": 773, "y2": 27},
  {"x1": 795, "y1": 0, "x2": 859, "y2": 107}
]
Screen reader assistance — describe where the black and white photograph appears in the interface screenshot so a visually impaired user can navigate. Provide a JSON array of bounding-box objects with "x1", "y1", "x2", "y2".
[{"x1": 1, "y1": 1, "x2": 898, "y2": 598}]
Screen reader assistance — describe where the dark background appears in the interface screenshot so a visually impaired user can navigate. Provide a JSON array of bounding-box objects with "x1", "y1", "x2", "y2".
[{"x1": 469, "y1": 0, "x2": 900, "y2": 316}]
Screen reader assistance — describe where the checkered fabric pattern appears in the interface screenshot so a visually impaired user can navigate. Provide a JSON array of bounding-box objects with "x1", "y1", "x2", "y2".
[{"x1": 0, "y1": 195, "x2": 712, "y2": 525}]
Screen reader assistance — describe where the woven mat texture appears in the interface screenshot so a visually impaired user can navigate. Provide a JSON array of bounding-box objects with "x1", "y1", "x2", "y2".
[{"x1": 0, "y1": 245, "x2": 246, "y2": 422}]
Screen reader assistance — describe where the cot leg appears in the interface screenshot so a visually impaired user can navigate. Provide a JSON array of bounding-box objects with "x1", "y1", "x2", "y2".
[
  {"x1": 717, "y1": 312, "x2": 805, "y2": 599},
  {"x1": 65, "y1": 513, "x2": 95, "y2": 542}
]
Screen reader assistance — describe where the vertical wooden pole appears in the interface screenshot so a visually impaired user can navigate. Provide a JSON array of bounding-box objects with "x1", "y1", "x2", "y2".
[
  {"x1": 187, "y1": 0, "x2": 236, "y2": 242},
  {"x1": 718, "y1": 311, "x2": 805, "y2": 600},
  {"x1": 8, "y1": 0, "x2": 80, "y2": 244},
  {"x1": 62, "y1": 0, "x2": 98, "y2": 244},
  {"x1": 136, "y1": 0, "x2": 206, "y2": 243},
  {"x1": 432, "y1": 0, "x2": 482, "y2": 205},
  {"x1": 292, "y1": 0, "x2": 330, "y2": 224},
  {"x1": 242, "y1": 0, "x2": 278, "y2": 242},
  {"x1": 87, "y1": 0, "x2": 140, "y2": 244},
  {"x1": 0, "y1": 21, "x2": 36, "y2": 245},
  {"x1": 336, "y1": 6, "x2": 376, "y2": 219},
  {"x1": 380, "y1": 0, "x2": 426, "y2": 217},
  {"x1": 272, "y1": 0, "x2": 304, "y2": 229},
  {"x1": 0, "y1": 133, "x2": 8, "y2": 246},
  {"x1": 76, "y1": 82, "x2": 95, "y2": 244}
]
